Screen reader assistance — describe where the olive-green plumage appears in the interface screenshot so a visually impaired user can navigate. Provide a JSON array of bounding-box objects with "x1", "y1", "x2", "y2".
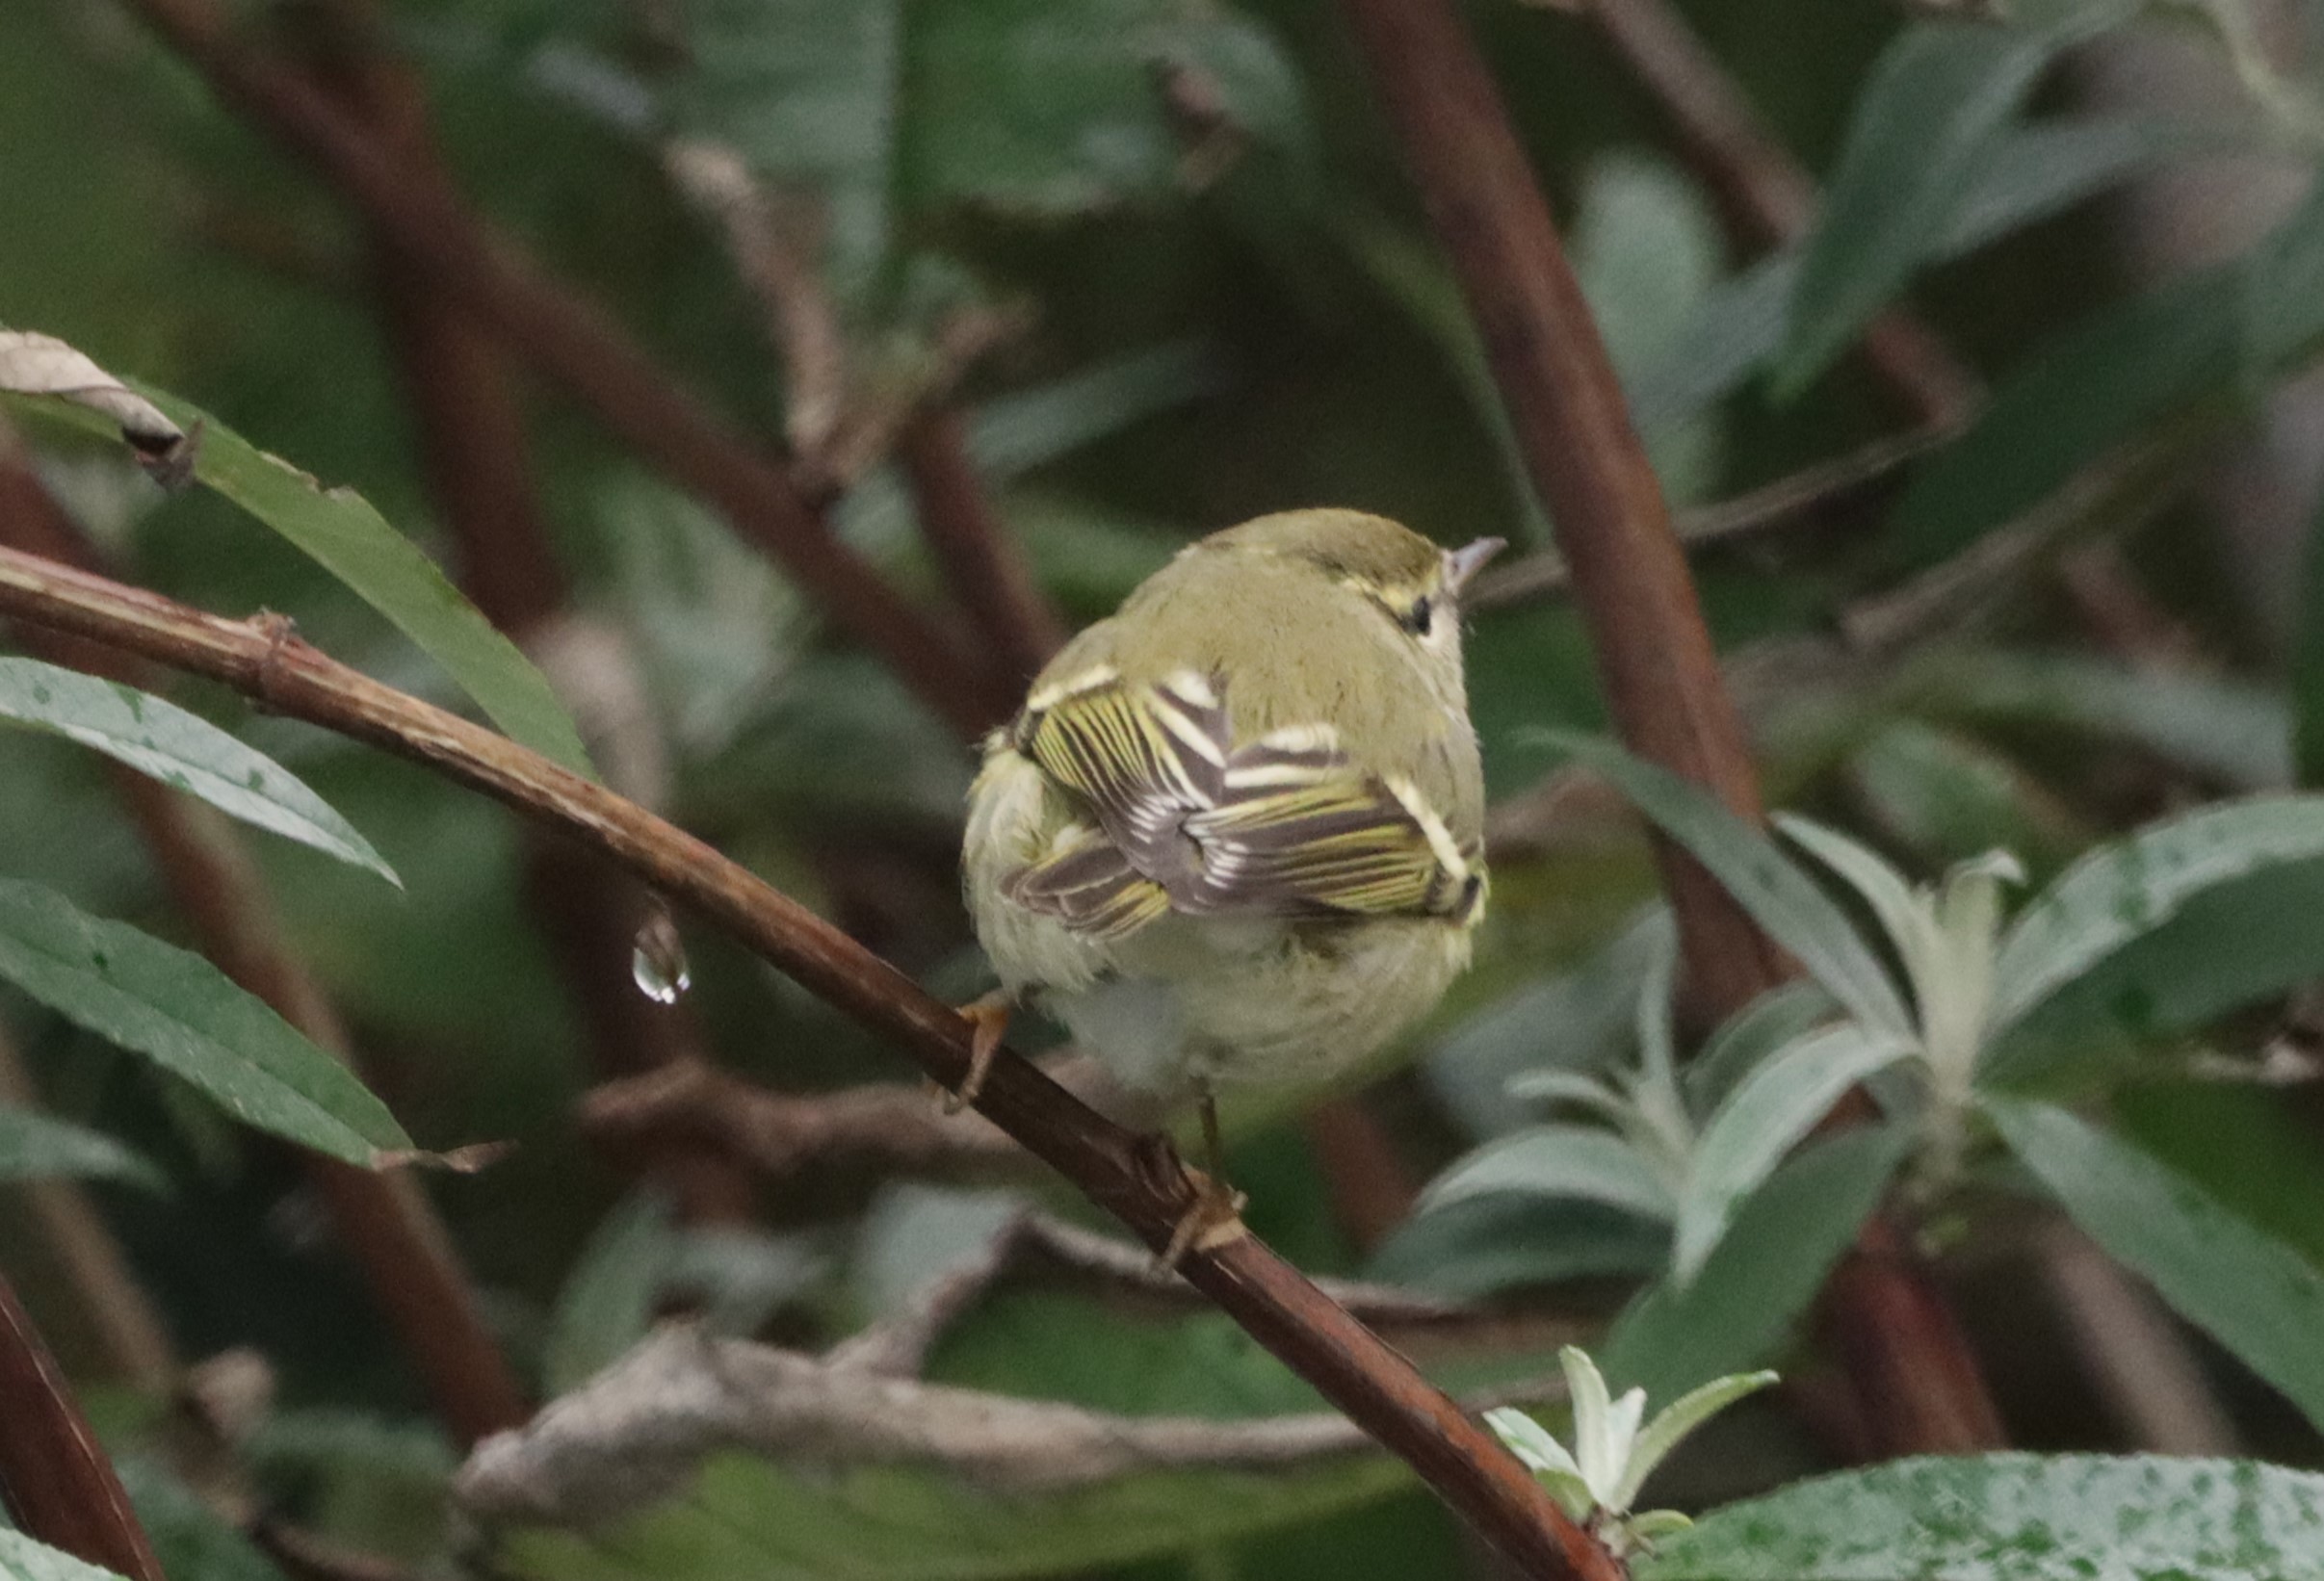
[{"x1": 963, "y1": 508, "x2": 1499, "y2": 1104}]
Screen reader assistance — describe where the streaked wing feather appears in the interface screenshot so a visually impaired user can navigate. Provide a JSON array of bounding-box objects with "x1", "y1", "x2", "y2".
[
  {"x1": 1009, "y1": 825, "x2": 1173, "y2": 940},
  {"x1": 1007, "y1": 671, "x2": 1477, "y2": 932}
]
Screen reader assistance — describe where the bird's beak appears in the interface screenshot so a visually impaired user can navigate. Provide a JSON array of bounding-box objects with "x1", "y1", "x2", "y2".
[{"x1": 1443, "y1": 536, "x2": 1506, "y2": 596}]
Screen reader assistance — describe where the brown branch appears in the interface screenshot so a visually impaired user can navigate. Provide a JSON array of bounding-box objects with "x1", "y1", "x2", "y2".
[
  {"x1": 120, "y1": 0, "x2": 1012, "y2": 739},
  {"x1": 1586, "y1": 0, "x2": 1982, "y2": 428},
  {"x1": 0, "y1": 1273, "x2": 165, "y2": 1581},
  {"x1": 0, "y1": 547, "x2": 1620, "y2": 1580},
  {"x1": 580, "y1": 1055, "x2": 1130, "y2": 1188},
  {"x1": 1339, "y1": 0, "x2": 1783, "y2": 1022},
  {"x1": 1337, "y1": 0, "x2": 2004, "y2": 1457},
  {"x1": 457, "y1": 1323, "x2": 1572, "y2": 1528},
  {"x1": 0, "y1": 457, "x2": 531, "y2": 1447},
  {"x1": 899, "y1": 405, "x2": 1071, "y2": 690}
]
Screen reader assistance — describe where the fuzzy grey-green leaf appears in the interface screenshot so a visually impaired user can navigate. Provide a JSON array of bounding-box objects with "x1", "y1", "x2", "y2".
[
  {"x1": 0, "y1": 1533, "x2": 137, "y2": 1581},
  {"x1": 1639, "y1": 1453, "x2": 2324, "y2": 1580}
]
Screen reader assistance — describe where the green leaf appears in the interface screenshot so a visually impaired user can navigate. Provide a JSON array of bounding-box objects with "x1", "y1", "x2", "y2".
[
  {"x1": 0, "y1": 878, "x2": 411, "y2": 1165},
  {"x1": 2117, "y1": 1082, "x2": 2324, "y2": 1270},
  {"x1": 493, "y1": 1453, "x2": 1411, "y2": 1581},
  {"x1": 1684, "y1": 979, "x2": 1835, "y2": 1116},
  {"x1": 0, "y1": 1532, "x2": 134, "y2": 1581},
  {"x1": 117, "y1": 1456, "x2": 289, "y2": 1581},
  {"x1": 0, "y1": 657, "x2": 398, "y2": 885},
  {"x1": 1778, "y1": 19, "x2": 2064, "y2": 394},
  {"x1": 0, "y1": 1105, "x2": 162, "y2": 1190},
  {"x1": 546, "y1": 1189, "x2": 679, "y2": 1395},
  {"x1": 135, "y1": 388, "x2": 595, "y2": 779},
  {"x1": 1366, "y1": 1195, "x2": 1669, "y2": 1300},
  {"x1": 680, "y1": 0, "x2": 1299, "y2": 294},
  {"x1": 1892, "y1": 265, "x2": 2237, "y2": 561},
  {"x1": 1537, "y1": 733, "x2": 1912, "y2": 1040},
  {"x1": 1571, "y1": 151, "x2": 1726, "y2": 503},
  {"x1": 1640, "y1": 1453, "x2": 2324, "y2": 1581},
  {"x1": 1672, "y1": 1025, "x2": 1913, "y2": 1283},
  {"x1": 1989, "y1": 1099, "x2": 2324, "y2": 1435},
  {"x1": 1899, "y1": 649, "x2": 2290, "y2": 791},
  {"x1": 1603, "y1": 1126, "x2": 1909, "y2": 1405},
  {"x1": 1991, "y1": 794, "x2": 2324, "y2": 1030},
  {"x1": 1992, "y1": 853, "x2": 2324, "y2": 1078},
  {"x1": 1611, "y1": 1368, "x2": 1778, "y2": 1513},
  {"x1": 1415, "y1": 1124, "x2": 1677, "y2": 1223},
  {"x1": 1630, "y1": 113, "x2": 2228, "y2": 429},
  {"x1": 1894, "y1": 181, "x2": 2324, "y2": 564}
]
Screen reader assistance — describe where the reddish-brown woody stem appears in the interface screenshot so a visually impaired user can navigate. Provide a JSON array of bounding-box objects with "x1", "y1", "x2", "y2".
[
  {"x1": 0, "y1": 1274, "x2": 165, "y2": 1581},
  {"x1": 1338, "y1": 0, "x2": 2004, "y2": 1455}
]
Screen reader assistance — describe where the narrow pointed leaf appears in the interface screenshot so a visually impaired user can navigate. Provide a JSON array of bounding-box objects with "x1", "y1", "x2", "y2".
[
  {"x1": 0, "y1": 658, "x2": 398, "y2": 886},
  {"x1": 1684, "y1": 980, "x2": 1835, "y2": 1115},
  {"x1": 0, "y1": 879, "x2": 410, "y2": 1165},
  {"x1": 1417, "y1": 1125, "x2": 1676, "y2": 1223},
  {"x1": 0, "y1": 1106, "x2": 163, "y2": 1191},
  {"x1": 1560, "y1": 1346, "x2": 1616, "y2": 1501},
  {"x1": 1775, "y1": 815, "x2": 1943, "y2": 1002},
  {"x1": 1777, "y1": 19, "x2": 2062, "y2": 394},
  {"x1": 1673, "y1": 1024, "x2": 1914, "y2": 1284},
  {"x1": 1482, "y1": 1407, "x2": 1582, "y2": 1481},
  {"x1": 1605, "y1": 1126, "x2": 1910, "y2": 1403},
  {"x1": 17, "y1": 381, "x2": 595, "y2": 779},
  {"x1": 1991, "y1": 795, "x2": 2324, "y2": 1030},
  {"x1": 1536, "y1": 734, "x2": 1911, "y2": 1039},
  {"x1": 1611, "y1": 1370, "x2": 1778, "y2": 1513},
  {"x1": 1988, "y1": 1098, "x2": 2324, "y2": 1435}
]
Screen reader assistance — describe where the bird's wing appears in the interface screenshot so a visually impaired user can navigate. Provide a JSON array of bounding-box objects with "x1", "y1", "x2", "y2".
[{"x1": 1005, "y1": 666, "x2": 1480, "y2": 932}]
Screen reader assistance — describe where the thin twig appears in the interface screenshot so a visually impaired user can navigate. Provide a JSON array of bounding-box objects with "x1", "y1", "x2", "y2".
[
  {"x1": 580, "y1": 1056, "x2": 1127, "y2": 1187},
  {"x1": 457, "y1": 1323, "x2": 1573, "y2": 1526},
  {"x1": 0, "y1": 542, "x2": 1619, "y2": 1580},
  {"x1": 0, "y1": 454, "x2": 531, "y2": 1446},
  {"x1": 1585, "y1": 0, "x2": 1982, "y2": 428},
  {"x1": 119, "y1": 0, "x2": 1011, "y2": 739},
  {"x1": 1337, "y1": 0, "x2": 2005, "y2": 1455},
  {"x1": 1470, "y1": 427, "x2": 1946, "y2": 609},
  {"x1": 899, "y1": 405, "x2": 1070, "y2": 689},
  {"x1": 0, "y1": 1273, "x2": 166, "y2": 1581}
]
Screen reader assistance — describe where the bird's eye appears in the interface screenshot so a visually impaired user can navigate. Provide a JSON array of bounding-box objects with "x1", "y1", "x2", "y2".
[{"x1": 1400, "y1": 597, "x2": 1433, "y2": 637}]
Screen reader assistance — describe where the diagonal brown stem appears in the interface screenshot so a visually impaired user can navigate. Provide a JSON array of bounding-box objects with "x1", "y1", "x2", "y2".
[
  {"x1": 1338, "y1": 0, "x2": 2004, "y2": 1455},
  {"x1": 0, "y1": 535, "x2": 1621, "y2": 1580},
  {"x1": 0, "y1": 1273, "x2": 165, "y2": 1581}
]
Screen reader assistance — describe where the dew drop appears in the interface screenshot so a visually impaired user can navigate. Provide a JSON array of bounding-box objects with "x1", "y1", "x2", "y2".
[{"x1": 631, "y1": 906, "x2": 692, "y2": 1004}]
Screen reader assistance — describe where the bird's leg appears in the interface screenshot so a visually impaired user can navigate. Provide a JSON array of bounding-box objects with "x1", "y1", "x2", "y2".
[
  {"x1": 1160, "y1": 1087, "x2": 1249, "y2": 1269},
  {"x1": 941, "y1": 992, "x2": 1011, "y2": 1114}
]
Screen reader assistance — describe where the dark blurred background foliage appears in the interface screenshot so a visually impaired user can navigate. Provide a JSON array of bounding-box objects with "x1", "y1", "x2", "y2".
[{"x1": 8, "y1": 0, "x2": 2324, "y2": 1576}]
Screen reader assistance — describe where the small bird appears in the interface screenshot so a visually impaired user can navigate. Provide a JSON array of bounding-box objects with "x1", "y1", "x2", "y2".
[{"x1": 959, "y1": 509, "x2": 1501, "y2": 1258}]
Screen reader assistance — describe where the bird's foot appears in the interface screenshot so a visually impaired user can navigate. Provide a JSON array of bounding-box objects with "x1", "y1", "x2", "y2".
[
  {"x1": 940, "y1": 992, "x2": 1011, "y2": 1115},
  {"x1": 1158, "y1": 1169, "x2": 1250, "y2": 1272}
]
